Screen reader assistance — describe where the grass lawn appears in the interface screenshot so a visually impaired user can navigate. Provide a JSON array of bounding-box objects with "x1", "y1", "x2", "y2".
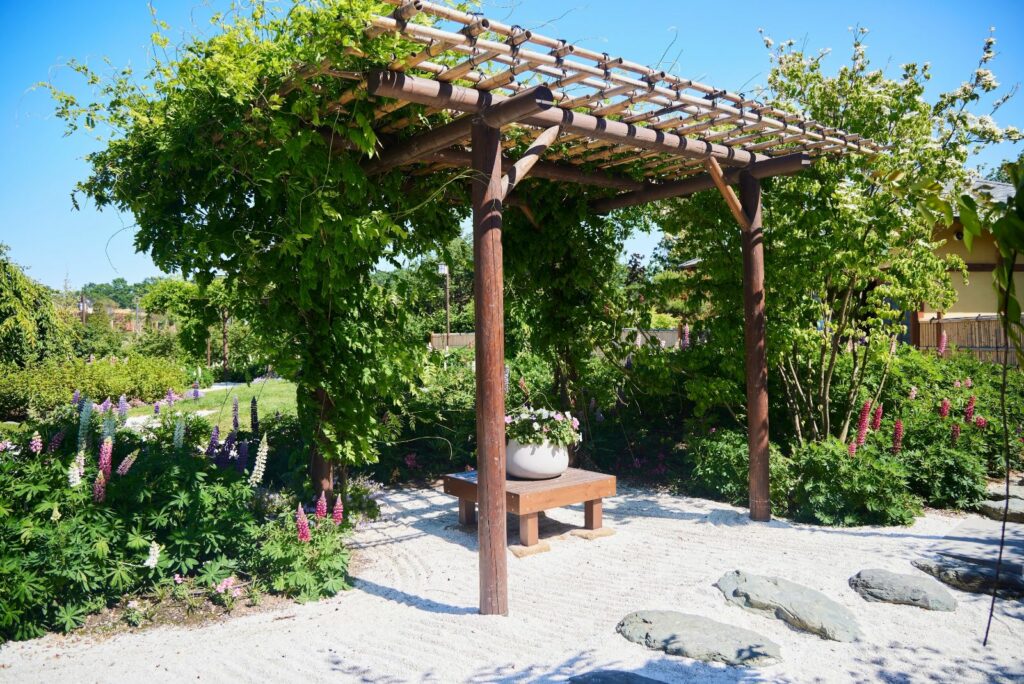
[{"x1": 127, "y1": 379, "x2": 297, "y2": 433}]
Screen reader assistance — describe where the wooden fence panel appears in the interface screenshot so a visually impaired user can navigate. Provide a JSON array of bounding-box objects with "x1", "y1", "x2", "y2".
[{"x1": 919, "y1": 316, "x2": 1020, "y2": 367}]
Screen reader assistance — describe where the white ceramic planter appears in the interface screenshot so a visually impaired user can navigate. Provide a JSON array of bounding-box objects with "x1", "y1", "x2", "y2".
[{"x1": 506, "y1": 439, "x2": 569, "y2": 480}]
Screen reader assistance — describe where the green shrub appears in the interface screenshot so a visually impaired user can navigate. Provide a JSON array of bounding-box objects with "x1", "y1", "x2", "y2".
[
  {"x1": 789, "y1": 438, "x2": 921, "y2": 526},
  {"x1": 901, "y1": 444, "x2": 987, "y2": 510},
  {"x1": 686, "y1": 429, "x2": 792, "y2": 512},
  {"x1": 249, "y1": 506, "x2": 350, "y2": 602},
  {"x1": 0, "y1": 356, "x2": 190, "y2": 421}
]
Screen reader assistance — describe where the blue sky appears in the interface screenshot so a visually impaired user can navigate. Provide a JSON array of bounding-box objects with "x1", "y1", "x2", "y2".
[{"x1": 2, "y1": 0, "x2": 1022, "y2": 289}]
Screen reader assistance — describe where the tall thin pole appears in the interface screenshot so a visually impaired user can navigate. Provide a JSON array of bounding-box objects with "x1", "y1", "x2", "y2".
[
  {"x1": 80, "y1": 293, "x2": 87, "y2": 325},
  {"x1": 472, "y1": 119, "x2": 508, "y2": 616},
  {"x1": 445, "y1": 268, "x2": 451, "y2": 350},
  {"x1": 739, "y1": 171, "x2": 771, "y2": 522}
]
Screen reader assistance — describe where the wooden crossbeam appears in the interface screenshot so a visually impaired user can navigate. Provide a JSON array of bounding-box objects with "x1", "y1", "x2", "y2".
[
  {"x1": 364, "y1": 85, "x2": 553, "y2": 175},
  {"x1": 704, "y1": 157, "x2": 751, "y2": 231},
  {"x1": 501, "y1": 126, "x2": 560, "y2": 197}
]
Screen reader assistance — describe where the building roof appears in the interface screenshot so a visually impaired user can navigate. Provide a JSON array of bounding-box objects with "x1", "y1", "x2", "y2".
[{"x1": 972, "y1": 179, "x2": 1016, "y2": 204}]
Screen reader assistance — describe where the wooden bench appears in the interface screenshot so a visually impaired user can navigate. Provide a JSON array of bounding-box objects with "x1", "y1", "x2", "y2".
[{"x1": 442, "y1": 468, "x2": 617, "y2": 546}]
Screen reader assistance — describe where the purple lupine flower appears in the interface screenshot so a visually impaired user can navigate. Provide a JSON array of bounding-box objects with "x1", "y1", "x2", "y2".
[
  {"x1": 92, "y1": 471, "x2": 106, "y2": 503},
  {"x1": 250, "y1": 397, "x2": 259, "y2": 436},
  {"x1": 72, "y1": 389, "x2": 81, "y2": 410},
  {"x1": 871, "y1": 403, "x2": 883, "y2": 431},
  {"x1": 232, "y1": 396, "x2": 240, "y2": 432},
  {"x1": 235, "y1": 440, "x2": 249, "y2": 474},
  {"x1": 296, "y1": 504, "x2": 311, "y2": 543},
  {"x1": 154, "y1": 401, "x2": 161, "y2": 415},
  {"x1": 29, "y1": 431, "x2": 43, "y2": 455},
  {"x1": 856, "y1": 401, "x2": 871, "y2": 446},
  {"x1": 217, "y1": 430, "x2": 237, "y2": 468},
  {"x1": 315, "y1": 492, "x2": 328, "y2": 519},
  {"x1": 681, "y1": 323, "x2": 690, "y2": 350},
  {"x1": 206, "y1": 426, "x2": 220, "y2": 458},
  {"x1": 99, "y1": 397, "x2": 112, "y2": 414},
  {"x1": 937, "y1": 331, "x2": 948, "y2": 357},
  {"x1": 116, "y1": 450, "x2": 138, "y2": 476},
  {"x1": 98, "y1": 436, "x2": 113, "y2": 480},
  {"x1": 48, "y1": 430, "x2": 65, "y2": 453},
  {"x1": 892, "y1": 419, "x2": 904, "y2": 454},
  {"x1": 166, "y1": 388, "x2": 176, "y2": 407},
  {"x1": 117, "y1": 395, "x2": 129, "y2": 419},
  {"x1": 191, "y1": 381, "x2": 200, "y2": 400}
]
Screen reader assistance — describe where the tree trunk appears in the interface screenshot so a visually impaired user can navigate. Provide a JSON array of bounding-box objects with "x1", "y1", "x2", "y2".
[
  {"x1": 301, "y1": 387, "x2": 335, "y2": 500},
  {"x1": 221, "y1": 310, "x2": 230, "y2": 379}
]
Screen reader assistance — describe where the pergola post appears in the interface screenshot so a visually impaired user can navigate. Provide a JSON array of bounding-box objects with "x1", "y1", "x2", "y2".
[
  {"x1": 739, "y1": 171, "x2": 771, "y2": 522},
  {"x1": 471, "y1": 119, "x2": 509, "y2": 615}
]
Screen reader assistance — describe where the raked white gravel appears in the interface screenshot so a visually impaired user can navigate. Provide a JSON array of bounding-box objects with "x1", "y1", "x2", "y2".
[{"x1": 1, "y1": 485, "x2": 1021, "y2": 682}]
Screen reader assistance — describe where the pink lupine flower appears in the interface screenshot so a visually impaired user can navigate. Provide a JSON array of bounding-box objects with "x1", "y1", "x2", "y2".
[
  {"x1": 332, "y1": 497, "x2": 344, "y2": 525},
  {"x1": 98, "y1": 437, "x2": 113, "y2": 480},
  {"x1": 975, "y1": 416, "x2": 988, "y2": 429},
  {"x1": 571, "y1": 417, "x2": 580, "y2": 430},
  {"x1": 296, "y1": 504, "x2": 311, "y2": 542},
  {"x1": 871, "y1": 403, "x2": 883, "y2": 431},
  {"x1": 92, "y1": 471, "x2": 107, "y2": 503},
  {"x1": 965, "y1": 395, "x2": 976, "y2": 423},
  {"x1": 315, "y1": 492, "x2": 328, "y2": 519},
  {"x1": 681, "y1": 323, "x2": 690, "y2": 350},
  {"x1": 29, "y1": 431, "x2": 43, "y2": 455},
  {"x1": 937, "y1": 331, "x2": 948, "y2": 357},
  {"x1": 892, "y1": 419, "x2": 904, "y2": 454},
  {"x1": 856, "y1": 401, "x2": 872, "y2": 446},
  {"x1": 939, "y1": 398, "x2": 950, "y2": 418},
  {"x1": 848, "y1": 442, "x2": 858, "y2": 457},
  {"x1": 909, "y1": 386, "x2": 918, "y2": 400},
  {"x1": 404, "y1": 453, "x2": 418, "y2": 469},
  {"x1": 954, "y1": 380, "x2": 961, "y2": 389},
  {"x1": 116, "y1": 450, "x2": 138, "y2": 476},
  {"x1": 951, "y1": 423, "x2": 961, "y2": 445},
  {"x1": 965, "y1": 377, "x2": 973, "y2": 388},
  {"x1": 173, "y1": 574, "x2": 185, "y2": 585}
]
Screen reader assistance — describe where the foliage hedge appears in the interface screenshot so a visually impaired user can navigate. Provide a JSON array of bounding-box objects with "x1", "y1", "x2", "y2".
[{"x1": 0, "y1": 356, "x2": 192, "y2": 421}]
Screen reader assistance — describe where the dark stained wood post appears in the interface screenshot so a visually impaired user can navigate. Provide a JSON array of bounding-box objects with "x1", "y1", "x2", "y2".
[
  {"x1": 471, "y1": 119, "x2": 509, "y2": 615},
  {"x1": 739, "y1": 171, "x2": 771, "y2": 522}
]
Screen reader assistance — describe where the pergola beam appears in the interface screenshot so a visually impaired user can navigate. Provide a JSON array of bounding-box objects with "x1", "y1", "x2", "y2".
[
  {"x1": 704, "y1": 157, "x2": 751, "y2": 231},
  {"x1": 591, "y1": 153, "x2": 810, "y2": 213},
  {"x1": 366, "y1": 71, "x2": 767, "y2": 167},
  {"x1": 365, "y1": 85, "x2": 553, "y2": 175},
  {"x1": 501, "y1": 126, "x2": 561, "y2": 197},
  {"x1": 423, "y1": 148, "x2": 647, "y2": 192}
]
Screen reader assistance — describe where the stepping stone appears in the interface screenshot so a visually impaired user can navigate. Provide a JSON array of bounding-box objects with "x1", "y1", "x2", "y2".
[
  {"x1": 616, "y1": 610, "x2": 781, "y2": 667},
  {"x1": 849, "y1": 569, "x2": 956, "y2": 611},
  {"x1": 979, "y1": 498, "x2": 1024, "y2": 524},
  {"x1": 715, "y1": 570, "x2": 861, "y2": 642},
  {"x1": 912, "y1": 556, "x2": 1024, "y2": 598},
  {"x1": 568, "y1": 672, "x2": 666, "y2": 684},
  {"x1": 985, "y1": 483, "x2": 1024, "y2": 501}
]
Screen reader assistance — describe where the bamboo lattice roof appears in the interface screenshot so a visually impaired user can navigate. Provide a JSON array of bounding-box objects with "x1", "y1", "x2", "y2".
[{"x1": 357, "y1": 0, "x2": 881, "y2": 186}]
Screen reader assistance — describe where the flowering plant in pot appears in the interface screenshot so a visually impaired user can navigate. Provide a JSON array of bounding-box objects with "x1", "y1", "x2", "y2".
[{"x1": 504, "y1": 407, "x2": 581, "y2": 479}]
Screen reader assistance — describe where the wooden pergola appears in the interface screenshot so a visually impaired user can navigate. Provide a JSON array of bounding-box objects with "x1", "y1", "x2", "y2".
[{"x1": 359, "y1": 0, "x2": 879, "y2": 616}]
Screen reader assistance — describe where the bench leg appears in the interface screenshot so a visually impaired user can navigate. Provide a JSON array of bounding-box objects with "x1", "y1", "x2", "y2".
[
  {"x1": 584, "y1": 499, "x2": 603, "y2": 530},
  {"x1": 459, "y1": 499, "x2": 476, "y2": 526},
  {"x1": 519, "y1": 512, "x2": 539, "y2": 546}
]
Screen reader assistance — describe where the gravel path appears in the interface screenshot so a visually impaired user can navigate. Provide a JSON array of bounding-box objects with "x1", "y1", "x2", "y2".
[{"x1": 1, "y1": 486, "x2": 1021, "y2": 682}]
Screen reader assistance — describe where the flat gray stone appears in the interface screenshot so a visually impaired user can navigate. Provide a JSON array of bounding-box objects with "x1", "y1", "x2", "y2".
[
  {"x1": 979, "y1": 498, "x2": 1024, "y2": 524},
  {"x1": 912, "y1": 557, "x2": 1024, "y2": 598},
  {"x1": 985, "y1": 483, "x2": 1024, "y2": 501},
  {"x1": 715, "y1": 570, "x2": 861, "y2": 642},
  {"x1": 616, "y1": 610, "x2": 781, "y2": 667},
  {"x1": 849, "y1": 569, "x2": 956, "y2": 611},
  {"x1": 568, "y1": 672, "x2": 666, "y2": 684}
]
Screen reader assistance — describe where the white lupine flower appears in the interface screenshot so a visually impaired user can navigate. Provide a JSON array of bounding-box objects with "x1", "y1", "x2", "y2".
[
  {"x1": 144, "y1": 541, "x2": 161, "y2": 569},
  {"x1": 67, "y1": 461, "x2": 82, "y2": 487},
  {"x1": 532, "y1": 422, "x2": 540, "y2": 430},
  {"x1": 248, "y1": 434, "x2": 269, "y2": 487}
]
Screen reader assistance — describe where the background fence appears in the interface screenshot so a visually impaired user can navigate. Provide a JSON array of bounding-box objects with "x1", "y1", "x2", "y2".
[
  {"x1": 918, "y1": 316, "x2": 1020, "y2": 367},
  {"x1": 429, "y1": 328, "x2": 684, "y2": 351}
]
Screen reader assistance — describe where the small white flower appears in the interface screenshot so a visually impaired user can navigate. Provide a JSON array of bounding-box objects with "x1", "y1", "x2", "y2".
[
  {"x1": 143, "y1": 541, "x2": 161, "y2": 569},
  {"x1": 532, "y1": 422, "x2": 540, "y2": 430},
  {"x1": 67, "y1": 461, "x2": 82, "y2": 487},
  {"x1": 249, "y1": 434, "x2": 269, "y2": 487}
]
